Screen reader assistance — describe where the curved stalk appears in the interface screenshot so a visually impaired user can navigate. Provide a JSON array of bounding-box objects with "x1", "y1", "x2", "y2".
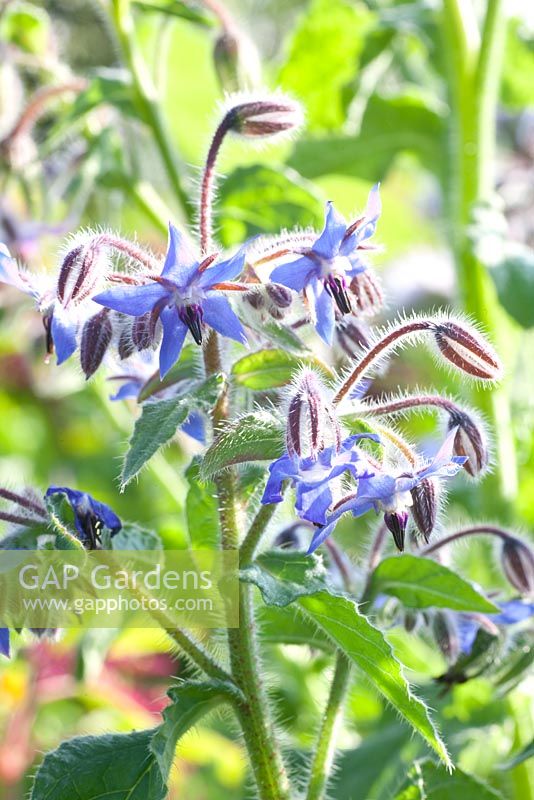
[{"x1": 420, "y1": 524, "x2": 511, "y2": 555}]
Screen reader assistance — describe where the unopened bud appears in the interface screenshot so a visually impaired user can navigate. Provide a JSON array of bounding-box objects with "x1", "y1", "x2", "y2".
[
  {"x1": 213, "y1": 30, "x2": 261, "y2": 92},
  {"x1": 132, "y1": 309, "x2": 160, "y2": 351},
  {"x1": 433, "y1": 611, "x2": 460, "y2": 663},
  {"x1": 411, "y1": 478, "x2": 438, "y2": 542},
  {"x1": 433, "y1": 321, "x2": 502, "y2": 381},
  {"x1": 273, "y1": 523, "x2": 307, "y2": 550},
  {"x1": 501, "y1": 536, "x2": 534, "y2": 596},
  {"x1": 266, "y1": 283, "x2": 292, "y2": 309},
  {"x1": 447, "y1": 410, "x2": 489, "y2": 477},
  {"x1": 286, "y1": 370, "x2": 340, "y2": 458},
  {"x1": 349, "y1": 269, "x2": 383, "y2": 316},
  {"x1": 384, "y1": 510, "x2": 408, "y2": 551},
  {"x1": 80, "y1": 308, "x2": 113, "y2": 379},
  {"x1": 226, "y1": 95, "x2": 303, "y2": 140},
  {"x1": 57, "y1": 237, "x2": 108, "y2": 307},
  {"x1": 336, "y1": 318, "x2": 371, "y2": 357},
  {"x1": 244, "y1": 288, "x2": 265, "y2": 310}
]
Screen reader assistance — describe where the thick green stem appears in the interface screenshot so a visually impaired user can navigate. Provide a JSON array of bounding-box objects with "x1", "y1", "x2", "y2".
[
  {"x1": 441, "y1": 0, "x2": 516, "y2": 508},
  {"x1": 111, "y1": 0, "x2": 192, "y2": 220},
  {"x1": 306, "y1": 654, "x2": 351, "y2": 800},
  {"x1": 240, "y1": 502, "x2": 277, "y2": 566}
]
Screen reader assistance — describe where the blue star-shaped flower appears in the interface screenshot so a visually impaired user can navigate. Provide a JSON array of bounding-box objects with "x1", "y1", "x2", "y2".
[
  {"x1": 308, "y1": 428, "x2": 466, "y2": 553},
  {"x1": 269, "y1": 185, "x2": 381, "y2": 344},
  {"x1": 0, "y1": 628, "x2": 9, "y2": 658},
  {"x1": 261, "y1": 433, "x2": 379, "y2": 525},
  {"x1": 94, "y1": 224, "x2": 247, "y2": 377},
  {"x1": 45, "y1": 487, "x2": 122, "y2": 549},
  {"x1": 447, "y1": 598, "x2": 534, "y2": 657}
]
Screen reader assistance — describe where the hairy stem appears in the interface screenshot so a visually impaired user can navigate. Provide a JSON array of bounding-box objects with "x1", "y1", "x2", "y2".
[
  {"x1": 306, "y1": 654, "x2": 351, "y2": 800},
  {"x1": 362, "y1": 394, "x2": 461, "y2": 418},
  {"x1": 420, "y1": 524, "x2": 512, "y2": 554},
  {"x1": 200, "y1": 116, "x2": 232, "y2": 253},
  {"x1": 240, "y1": 502, "x2": 277, "y2": 566}
]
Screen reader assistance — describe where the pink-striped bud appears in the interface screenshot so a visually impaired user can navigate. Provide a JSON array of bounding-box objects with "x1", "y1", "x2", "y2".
[
  {"x1": 433, "y1": 321, "x2": 502, "y2": 381},
  {"x1": 286, "y1": 370, "x2": 340, "y2": 458},
  {"x1": 226, "y1": 95, "x2": 303, "y2": 140},
  {"x1": 501, "y1": 536, "x2": 534, "y2": 596},
  {"x1": 411, "y1": 478, "x2": 439, "y2": 542},
  {"x1": 132, "y1": 309, "x2": 161, "y2": 351},
  {"x1": 447, "y1": 410, "x2": 489, "y2": 477},
  {"x1": 349, "y1": 269, "x2": 383, "y2": 316},
  {"x1": 336, "y1": 318, "x2": 371, "y2": 357}
]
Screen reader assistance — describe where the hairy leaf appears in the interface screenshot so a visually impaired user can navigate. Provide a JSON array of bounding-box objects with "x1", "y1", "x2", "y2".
[
  {"x1": 366, "y1": 554, "x2": 500, "y2": 613},
  {"x1": 232, "y1": 348, "x2": 332, "y2": 390},
  {"x1": 394, "y1": 759, "x2": 504, "y2": 799},
  {"x1": 121, "y1": 374, "x2": 223, "y2": 487},
  {"x1": 200, "y1": 411, "x2": 284, "y2": 480}
]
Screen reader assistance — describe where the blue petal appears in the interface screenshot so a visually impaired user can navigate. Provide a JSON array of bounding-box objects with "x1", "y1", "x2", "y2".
[
  {"x1": 181, "y1": 411, "x2": 206, "y2": 443},
  {"x1": 492, "y1": 599, "x2": 534, "y2": 625},
  {"x1": 456, "y1": 615, "x2": 481, "y2": 655},
  {"x1": 109, "y1": 380, "x2": 141, "y2": 401},
  {"x1": 94, "y1": 283, "x2": 168, "y2": 316},
  {"x1": 270, "y1": 256, "x2": 316, "y2": 292},
  {"x1": 51, "y1": 306, "x2": 78, "y2": 365},
  {"x1": 262, "y1": 455, "x2": 297, "y2": 504},
  {"x1": 296, "y1": 483, "x2": 333, "y2": 525},
  {"x1": 159, "y1": 306, "x2": 188, "y2": 378},
  {"x1": 314, "y1": 201, "x2": 347, "y2": 258},
  {"x1": 307, "y1": 518, "x2": 338, "y2": 554},
  {"x1": 0, "y1": 628, "x2": 10, "y2": 658},
  {"x1": 88, "y1": 497, "x2": 122, "y2": 534},
  {"x1": 198, "y1": 246, "x2": 246, "y2": 288},
  {"x1": 309, "y1": 281, "x2": 335, "y2": 344},
  {"x1": 202, "y1": 295, "x2": 247, "y2": 344},
  {"x1": 162, "y1": 223, "x2": 199, "y2": 285}
]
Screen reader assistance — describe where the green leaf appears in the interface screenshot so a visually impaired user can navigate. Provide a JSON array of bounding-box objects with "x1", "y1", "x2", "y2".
[
  {"x1": 185, "y1": 460, "x2": 220, "y2": 549},
  {"x1": 244, "y1": 314, "x2": 309, "y2": 354},
  {"x1": 30, "y1": 729, "x2": 167, "y2": 800},
  {"x1": 490, "y1": 245, "x2": 534, "y2": 329},
  {"x1": 499, "y1": 738, "x2": 534, "y2": 771},
  {"x1": 394, "y1": 759, "x2": 504, "y2": 799},
  {"x1": 501, "y1": 21, "x2": 534, "y2": 109},
  {"x1": 132, "y1": 0, "x2": 215, "y2": 26},
  {"x1": 43, "y1": 493, "x2": 85, "y2": 551},
  {"x1": 258, "y1": 604, "x2": 334, "y2": 652},
  {"x1": 289, "y1": 91, "x2": 445, "y2": 181},
  {"x1": 31, "y1": 680, "x2": 239, "y2": 800},
  {"x1": 121, "y1": 374, "x2": 223, "y2": 487},
  {"x1": 200, "y1": 411, "x2": 284, "y2": 480},
  {"x1": 232, "y1": 349, "x2": 332, "y2": 390},
  {"x1": 137, "y1": 345, "x2": 199, "y2": 402},
  {"x1": 110, "y1": 523, "x2": 162, "y2": 551},
  {"x1": 217, "y1": 164, "x2": 324, "y2": 248},
  {"x1": 278, "y1": 0, "x2": 373, "y2": 130},
  {"x1": 150, "y1": 680, "x2": 241, "y2": 777},
  {"x1": 241, "y1": 551, "x2": 331, "y2": 606},
  {"x1": 366, "y1": 554, "x2": 500, "y2": 613},
  {"x1": 244, "y1": 553, "x2": 451, "y2": 765},
  {"x1": 0, "y1": 3, "x2": 50, "y2": 54}
]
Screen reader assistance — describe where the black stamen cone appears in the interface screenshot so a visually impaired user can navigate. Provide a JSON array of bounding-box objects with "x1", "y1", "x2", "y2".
[
  {"x1": 384, "y1": 511, "x2": 408, "y2": 551},
  {"x1": 324, "y1": 276, "x2": 352, "y2": 314},
  {"x1": 179, "y1": 305, "x2": 204, "y2": 345}
]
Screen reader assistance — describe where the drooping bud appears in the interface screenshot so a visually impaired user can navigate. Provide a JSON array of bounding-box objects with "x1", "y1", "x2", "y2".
[
  {"x1": 266, "y1": 283, "x2": 292, "y2": 309},
  {"x1": 411, "y1": 478, "x2": 439, "y2": 542},
  {"x1": 226, "y1": 95, "x2": 303, "y2": 140},
  {"x1": 273, "y1": 523, "x2": 307, "y2": 550},
  {"x1": 384, "y1": 510, "x2": 408, "y2": 551},
  {"x1": 433, "y1": 321, "x2": 502, "y2": 381},
  {"x1": 286, "y1": 370, "x2": 340, "y2": 458},
  {"x1": 244, "y1": 288, "x2": 265, "y2": 310},
  {"x1": 213, "y1": 30, "x2": 261, "y2": 92},
  {"x1": 433, "y1": 611, "x2": 460, "y2": 663},
  {"x1": 117, "y1": 317, "x2": 136, "y2": 361},
  {"x1": 447, "y1": 409, "x2": 489, "y2": 477},
  {"x1": 80, "y1": 308, "x2": 113, "y2": 379},
  {"x1": 501, "y1": 536, "x2": 534, "y2": 596},
  {"x1": 349, "y1": 269, "x2": 383, "y2": 316}
]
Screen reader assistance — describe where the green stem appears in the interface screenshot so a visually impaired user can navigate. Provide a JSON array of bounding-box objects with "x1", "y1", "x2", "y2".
[
  {"x1": 441, "y1": 0, "x2": 516, "y2": 508},
  {"x1": 306, "y1": 653, "x2": 351, "y2": 800},
  {"x1": 110, "y1": 0, "x2": 192, "y2": 221},
  {"x1": 240, "y1": 502, "x2": 277, "y2": 566}
]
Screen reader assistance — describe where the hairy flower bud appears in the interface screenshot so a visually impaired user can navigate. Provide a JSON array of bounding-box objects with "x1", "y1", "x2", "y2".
[
  {"x1": 213, "y1": 30, "x2": 261, "y2": 93},
  {"x1": 57, "y1": 236, "x2": 108, "y2": 307},
  {"x1": 447, "y1": 409, "x2": 489, "y2": 477},
  {"x1": 336, "y1": 318, "x2": 371, "y2": 357},
  {"x1": 411, "y1": 478, "x2": 438, "y2": 542},
  {"x1": 384, "y1": 510, "x2": 408, "y2": 551},
  {"x1": 501, "y1": 536, "x2": 534, "y2": 596},
  {"x1": 433, "y1": 321, "x2": 502, "y2": 381},
  {"x1": 349, "y1": 269, "x2": 383, "y2": 316},
  {"x1": 433, "y1": 611, "x2": 460, "y2": 663},
  {"x1": 244, "y1": 288, "x2": 265, "y2": 310},
  {"x1": 286, "y1": 370, "x2": 340, "y2": 458},
  {"x1": 80, "y1": 308, "x2": 113, "y2": 379},
  {"x1": 266, "y1": 282, "x2": 292, "y2": 309},
  {"x1": 226, "y1": 95, "x2": 303, "y2": 140},
  {"x1": 132, "y1": 309, "x2": 160, "y2": 351}
]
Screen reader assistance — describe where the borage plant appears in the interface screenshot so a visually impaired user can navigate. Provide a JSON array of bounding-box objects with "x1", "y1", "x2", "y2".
[{"x1": 1, "y1": 94, "x2": 534, "y2": 800}]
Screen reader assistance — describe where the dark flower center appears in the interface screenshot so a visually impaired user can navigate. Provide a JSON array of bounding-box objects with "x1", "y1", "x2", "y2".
[
  {"x1": 324, "y1": 275, "x2": 352, "y2": 315},
  {"x1": 179, "y1": 304, "x2": 204, "y2": 345}
]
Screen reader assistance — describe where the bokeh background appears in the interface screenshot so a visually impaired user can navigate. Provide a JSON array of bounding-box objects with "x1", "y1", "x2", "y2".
[{"x1": 0, "y1": 0, "x2": 533, "y2": 797}]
